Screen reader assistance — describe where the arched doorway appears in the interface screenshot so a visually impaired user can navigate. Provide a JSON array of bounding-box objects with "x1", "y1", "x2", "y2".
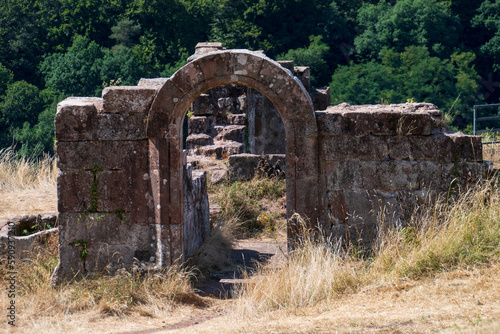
[{"x1": 146, "y1": 50, "x2": 319, "y2": 265}]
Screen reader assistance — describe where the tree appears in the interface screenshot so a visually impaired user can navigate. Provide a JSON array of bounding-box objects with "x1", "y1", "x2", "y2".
[
  {"x1": 278, "y1": 35, "x2": 331, "y2": 87},
  {"x1": 100, "y1": 45, "x2": 147, "y2": 86},
  {"x1": 472, "y1": 0, "x2": 500, "y2": 72},
  {"x1": 0, "y1": 81, "x2": 44, "y2": 148},
  {"x1": 40, "y1": 35, "x2": 104, "y2": 97},
  {"x1": 0, "y1": 0, "x2": 47, "y2": 84},
  {"x1": 0, "y1": 63, "x2": 14, "y2": 96},
  {"x1": 210, "y1": 0, "x2": 349, "y2": 60},
  {"x1": 330, "y1": 46, "x2": 481, "y2": 128},
  {"x1": 354, "y1": 0, "x2": 462, "y2": 60},
  {"x1": 110, "y1": 18, "x2": 141, "y2": 48}
]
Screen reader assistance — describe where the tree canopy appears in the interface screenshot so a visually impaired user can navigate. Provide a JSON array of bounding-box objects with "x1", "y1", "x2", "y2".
[{"x1": 0, "y1": 0, "x2": 499, "y2": 156}]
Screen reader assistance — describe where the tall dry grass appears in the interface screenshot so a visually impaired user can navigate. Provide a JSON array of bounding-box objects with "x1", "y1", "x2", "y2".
[
  {"x1": 0, "y1": 235, "x2": 201, "y2": 320},
  {"x1": 235, "y1": 179, "x2": 500, "y2": 314},
  {"x1": 0, "y1": 147, "x2": 57, "y2": 192},
  {"x1": 235, "y1": 219, "x2": 364, "y2": 314}
]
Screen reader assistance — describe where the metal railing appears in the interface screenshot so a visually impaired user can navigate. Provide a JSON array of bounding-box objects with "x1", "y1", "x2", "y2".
[{"x1": 473, "y1": 103, "x2": 500, "y2": 144}]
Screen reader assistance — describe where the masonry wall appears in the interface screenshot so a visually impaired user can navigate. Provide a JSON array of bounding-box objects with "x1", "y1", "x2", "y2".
[
  {"x1": 54, "y1": 50, "x2": 485, "y2": 278},
  {"x1": 316, "y1": 102, "x2": 484, "y2": 244},
  {"x1": 54, "y1": 90, "x2": 210, "y2": 280}
]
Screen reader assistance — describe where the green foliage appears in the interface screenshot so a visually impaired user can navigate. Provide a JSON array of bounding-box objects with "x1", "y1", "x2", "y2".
[
  {"x1": 214, "y1": 177, "x2": 286, "y2": 234},
  {"x1": 70, "y1": 240, "x2": 90, "y2": 261},
  {"x1": 472, "y1": 0, "x2": 500, "y2": 72},
  {"x1": 330, "y1": 46, "x2": 481, "y2": 125},
  {"x1": 160, "y1": 54, "x2": 188, "y2": 78},
  {"x1": 0, "y1": 0, "x2": 499, "y2": 155},
  {"x1": 110, "y1": 18, "x2": 141, "y2": 48},
  {"x1": 100, "y1": 45, "x2": 147, "y2": 86},
  {"x1": 40, "y1": 35, "x2": 104, "y2": 96},
  {"x1": 0, "y1": 63, "x2": 13, "y2": 96},
  {"x1": 211, "y1": 0, "x2": 348, "y2": 59},
  {"x1": 0, "y1": 81, "x2": 45, "y2": 150},
  {"x1": 278, "y1": 35, "x2": 330, "y2": 87},
  {"x1": 354, "y1": 0, "x2": 461, "y2": 60},
  {"x1": 0, "y1": 81, "x2": 43, "y2": 129}
]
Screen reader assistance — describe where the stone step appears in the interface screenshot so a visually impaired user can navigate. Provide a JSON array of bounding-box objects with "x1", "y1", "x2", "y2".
[
  {"x1": 186, "y1": 133, "x2": 214, "y2": 150},
  {"x1": 226, "y1": 113, "x2": 247, "y2": 125},
  {"x1": 199, "y1": 141, "x2": 245, "y2": 159},
  {"x1": 188, "y1": 115, "x2": 216, "y2": 135},
  {"x1": 214, "y1": 125, "x2": 246, "y2": 142}
]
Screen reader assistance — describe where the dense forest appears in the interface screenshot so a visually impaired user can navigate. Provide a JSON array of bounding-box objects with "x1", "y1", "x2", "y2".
[{"x1": 1, "y1": 0, "x2": 499, "y2": 157}]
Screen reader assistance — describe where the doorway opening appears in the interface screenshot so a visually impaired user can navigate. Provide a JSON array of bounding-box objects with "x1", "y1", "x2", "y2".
[{"x1": 182, "y1": 84, "x2": 288, "y2": 288}]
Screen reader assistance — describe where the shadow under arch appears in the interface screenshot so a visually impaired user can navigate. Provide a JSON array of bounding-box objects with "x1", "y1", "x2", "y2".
[{"x1": 146, "y1": 50, "x2": 320, "y2": 265}]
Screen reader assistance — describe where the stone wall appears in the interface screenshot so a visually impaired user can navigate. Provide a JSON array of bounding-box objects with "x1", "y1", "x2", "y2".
[
  {"x1": 316, "y1": 102, "x2": 484, "y2": 244},
  {"x1": 54, "y1": 95, "x2": 209, "y2": 281},
  {"x1": 54, "y1": 45, "x2": 485, "y2": 279}
]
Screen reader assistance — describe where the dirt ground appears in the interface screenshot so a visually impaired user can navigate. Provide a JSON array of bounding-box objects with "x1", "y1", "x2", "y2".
[
  {"x1": 1, "y1": 159, "x2": 500, "y2": 333},
  {"x1": 5, "y1": 264, "x2": 500, "y2": 333}
]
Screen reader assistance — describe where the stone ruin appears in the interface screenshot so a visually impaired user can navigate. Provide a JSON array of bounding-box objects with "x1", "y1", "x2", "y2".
[
  {"x1": 53, "y1": 42, "x2": 486, "y2": 281},
  {"x1": 185, "y1": 45, "x2": 330, "y2": 158}
]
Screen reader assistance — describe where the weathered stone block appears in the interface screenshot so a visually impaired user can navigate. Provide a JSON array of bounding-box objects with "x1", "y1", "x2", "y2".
[
  {"x1": 278, "y1": 60, "x2": 294, "y2": 72},
  {"x1": 294, "y1": 66, "x2": 310, "y2": 92},
  {"x1": 192, "y1": 93, "x2": 218, "y2": 116},
  {"x1": 441, "y1": 161, "x2": 485, "y2": 190},
  {"x1": 230, "y1": 50, "x2": 265, "y2": 78},
  {"x1": 188, "y1": 42, "x2": 226, "y2": 62},
  {"x1": 57, "y1": 171, "x2": 93, "y2": 213},
  {"x1": 386, "y1": 136, "x2": 411, "y2": 160},
  {"x1": 449, "y1": 132, "x2": 483, "y2": 162},
  {"x1": 102, "y1": 86, "x2": 157, "y2": 114},
  {"x1": 85, "y1": 244, "x2": 136, "y2": 273},
  {"x1": 226, "y1": 113, "x2": 247, "y2": 125},
  {"x1": 215, "y1": 125, "x2": 246, "y2": 142},
  {"x1": 321, "y1": 135, "x2": 389, "y2": 162},
  {"x1": 184, "y1": 166, "x2": 210, "y2": 258},
  {"x1": 326, "y1": 161, "x2": 361, "y2": 190},
  {"x1": 228, "y1": 154, "x2": 261, "y2": 181},
  {"x1": 344, "y1": 111, "x2": 400, "y2": 136},
  {"x1": 195, "y1": 51, "x2": 232, "y2": 79},
  {"x1": 138, "y1": 78, "x2": 168, "y2": 87},
  {"x1": 316, "y1": 111, "x2": 348, "y2": 135},
  {"x1": 259, "y1": 58, "x2": 295, "y2": 95},
  {"x1": 170, "y1": 224, "x2": 183, "y2": 261},
  {"x1": 55, "y1": 97, "x2": 101, "y2": 141},
  {"x1": 172, "y1": 61, "x2": 205, "y2": 93},
  {"x1": 53, "y1": 243, "x2": 86, "y2": 280},
  {"x1": 57, "y1": 140, "x2": 149, "y2": 171},
  {"x1": 294, "y1": 136, "x2": 319, "y2": 179},
  {"x1": 188, "y1": 115, "x2": 216, "y2": 135},
  {"x1": 408, "y1": 134, "x2": 454, "y2": 162},
  {"x1": 310, "y1": 87, "x2": 331, "y2": 111},
  {"x1": 96, "y1": 113, "x2": 148, "y2": 140},
  {"x1": 186, "y1": 134, "x2": 214, "y2": 149},
  {"x1": 318, "y1": 103, "x2": 444, "y2": 136},
  {"x1": 360, "y1": 160, "x2": 420, "y2": 191}
]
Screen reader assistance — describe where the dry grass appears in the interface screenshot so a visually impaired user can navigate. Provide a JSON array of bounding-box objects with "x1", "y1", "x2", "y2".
[
  {"x1": 211, "y1": 176, "x2": 287, "y2": 240},
  {"x1": 1, "y1": 149, "x2": 499, "y2": 332},
  {"x1": 0, "y1": 147, "x2": 57, "y2": 192},
  {"x1": 483, "y1": 143, "x2": 500, "y2": 168},
  {"x1": 0, "y1": 233, "x2": 202, "y2": 325},
  {"x1": 233, "y1": 180, "x2": 500, "y2": 319},
  {"x1": 186, "y1": 215, "x2": 239, "y2": 277},
  {"x1": 234, "y1": 217, "x2": 364, "y2": 314},
  {"x1": 0, "y1": 147, "x2": 57, "y2": 219}
]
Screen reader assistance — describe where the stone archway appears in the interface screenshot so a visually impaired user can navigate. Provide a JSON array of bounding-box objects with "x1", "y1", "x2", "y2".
[{"x1": 146, "y1": 50, "x2": 320, "y2": 264}]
